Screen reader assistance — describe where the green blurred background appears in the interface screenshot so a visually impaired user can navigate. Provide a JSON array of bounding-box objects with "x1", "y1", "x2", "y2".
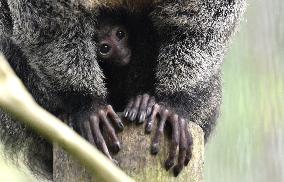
[
  {"x1": 1, "y1": 0, "x2": 283, "y2": 181},
  {"x1": 205, "y1": 0, "x2": 284, "y2": 181}
]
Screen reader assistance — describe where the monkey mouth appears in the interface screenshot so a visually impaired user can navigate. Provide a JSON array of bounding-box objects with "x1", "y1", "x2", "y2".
[{"x1": 119, "y1": 50, "x2": 131, "y2": 66}]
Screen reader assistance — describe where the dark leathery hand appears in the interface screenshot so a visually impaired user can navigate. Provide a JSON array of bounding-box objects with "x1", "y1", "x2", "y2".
[
  {"x1": 73, "y1": 105, "x2": 124, "y2": 161},
  {"x1": 146, "y1": 103, "x2": 193, "y2": 176}
]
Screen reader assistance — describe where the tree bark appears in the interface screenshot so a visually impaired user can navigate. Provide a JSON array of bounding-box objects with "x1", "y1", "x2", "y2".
[{"x1": 53, "y1": 119, "x2": 204, "y2": 182}]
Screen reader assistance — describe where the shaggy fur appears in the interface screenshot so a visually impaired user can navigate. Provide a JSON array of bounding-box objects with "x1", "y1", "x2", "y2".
[{"x1": 0, "y1": 0, "x2": 246, "y2": 180}]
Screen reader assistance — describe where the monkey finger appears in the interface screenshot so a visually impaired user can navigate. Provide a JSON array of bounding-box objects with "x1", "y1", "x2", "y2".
[
  {"x1": 77, "y1": 121, "x2": 87, "y2": 140},
  {"x1": 58, "y1": 114, "x2": 74, "y2": 129},
  {"x1": 173, "y1": 118, "x2": 187, "y2": 177},
  {"x1": 184, "y1": 122, "x2": 193, "y2": 166},
  {"x1": 165, "y1": 114, "x2": 179, "y2": 170},
  {"x1": 128, "y1": 95, "x2": 142, "y2": 122},
  {"x1": 146, "y1": 96, "x2": 156, "y2": 117},
  {"x1": 151, "y1": 109, "x2": 169, "y2": 155},
  {"x1": 137, "y1": 93, "x2": 150, "y2": 124},
  {"x1": 81, "y1": 120, "x2": 96, "y2": 145},
  {"x1": 89, "y1": 115, "x2": 112, "y2": 159},
  {"x1": 66, "y1": 115, "x2": 75, "y2": 129},
  {"x1": 106, "y1": 105, "x2": 124, "y2": 131},
  {"x1": 71, "y1": 116, "x2": 82, "y2": 136},
  {"x1": 145, "y1": 104, "x2": 160, "y2": 133},
  {"x1": 98, "y1": 111, "x2": 121, "y2": 153},
  {"x1": 123, "y1": 98, "x2": 134, "y2": 118}
]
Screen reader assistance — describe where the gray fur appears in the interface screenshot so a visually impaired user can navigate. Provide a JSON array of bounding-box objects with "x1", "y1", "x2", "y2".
[
  {"x1": 151, "y1": 0, "x2": 246, "y2": 138},
  {"x1": 0, "y1": 0, "x2": 246, "y2": 179}
]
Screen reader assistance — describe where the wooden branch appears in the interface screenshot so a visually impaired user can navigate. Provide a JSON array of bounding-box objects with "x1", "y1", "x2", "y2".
[
  {"x1": 0, "y1": 54, "x2": 134, "y2": 182},
  {"x1": 54, "y1": 118, "x2": 204, "y2": 182}
]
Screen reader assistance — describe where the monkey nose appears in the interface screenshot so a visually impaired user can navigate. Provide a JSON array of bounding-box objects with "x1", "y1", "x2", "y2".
[{"x1": 99, "y1": 44, "x2": 111, "y2": 55}]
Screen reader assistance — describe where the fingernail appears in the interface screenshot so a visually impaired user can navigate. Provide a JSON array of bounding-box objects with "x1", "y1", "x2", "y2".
[
  {"x1": 184, "y1": 158, "x2": 190, "y2": 166},
  {"x1": 173, "y1": 166, "x2": 182, "y2": 177},
  {"x1": 124, "y1": 111, "x2": 129, "y2": 117},
  {"x1": 165, "y1": 160, "x2": 174, "y2": 170},
  {"x1": 145, "y1": 123, "x2": 152, "y2": 133},
  {"x1": 141, "y1": 113, "x2": 146, "y2": 122},
  {"x1": 130, "y1": 113, "x2": 136, "y2": 121},
  {"x1": 118, "y1": 122, "x2": 124, "y2": 130},
  {"x1": 151, "y1": 144, "x2": 159, "y2": 155},
  {"x1": 146, "y1": 108, "x2": 152, "y2": 116},
  {"x1": 112, "y1": 142, "x2": 121, "y2": 153}
]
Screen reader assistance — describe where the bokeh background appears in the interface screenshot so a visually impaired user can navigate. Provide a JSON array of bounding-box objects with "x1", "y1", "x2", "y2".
[
  {"x1": 0, "y1": 0, "x2": 283, "y2": 181},
  {"x1": 205, "y1": 0, "x2": 284, "y2": 181}
]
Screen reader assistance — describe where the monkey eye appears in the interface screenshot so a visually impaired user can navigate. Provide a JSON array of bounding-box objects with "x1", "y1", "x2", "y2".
[
  {"x1": 116, "y1": 30, "x2": 125, "y2": 40},
  {"x1": 99, "y1": 44, "x2": 111, "y2": 54}
]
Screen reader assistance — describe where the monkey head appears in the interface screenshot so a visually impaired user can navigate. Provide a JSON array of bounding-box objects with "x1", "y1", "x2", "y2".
[{"x1": 97, "y1": 22, "x2": 131, "y2": 66}]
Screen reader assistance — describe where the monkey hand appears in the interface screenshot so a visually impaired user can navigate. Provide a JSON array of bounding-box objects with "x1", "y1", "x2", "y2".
[
  {"x1": 61, "y1": 104, "x2": 124, "y2": 161},
  {"x1": 123, "y1": 93, "x2": 156, "y2": 123},
  {"x1": 145, "y1": 103, "x2": 193, "y2": 177}
]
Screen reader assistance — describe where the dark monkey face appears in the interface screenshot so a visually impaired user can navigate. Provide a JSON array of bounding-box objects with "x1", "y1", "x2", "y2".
[{"x1": 97, "y1": 23, "x2": 131, "y2": 66}]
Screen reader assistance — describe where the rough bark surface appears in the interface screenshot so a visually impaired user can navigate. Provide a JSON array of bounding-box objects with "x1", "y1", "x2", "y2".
[{"x1": 53, "y1": 119, "x2": 204, "y2": 182}]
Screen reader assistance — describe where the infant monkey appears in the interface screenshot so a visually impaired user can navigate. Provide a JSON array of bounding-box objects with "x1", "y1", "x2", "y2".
[
  {"x1": 97, "y1": 18, "x2": 131, "y2": 66},
  {"x1": 97, "y1": 18, "x2": 156, "y2": 123}
]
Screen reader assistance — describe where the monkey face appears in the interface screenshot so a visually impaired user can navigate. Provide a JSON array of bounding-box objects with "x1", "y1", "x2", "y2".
[{"x1": 97, "y1": 24, "x2": 131, "y2": 66}]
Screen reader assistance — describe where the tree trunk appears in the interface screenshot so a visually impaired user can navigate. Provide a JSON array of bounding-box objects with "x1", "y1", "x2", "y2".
[{"x1": 53, "y1": 119, "x2": 204, "y2": 182}]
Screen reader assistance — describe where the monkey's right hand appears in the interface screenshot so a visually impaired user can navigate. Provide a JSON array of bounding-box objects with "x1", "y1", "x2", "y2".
[{"x1": 63, "y1": 104, "x2": 124, "y2": 161}]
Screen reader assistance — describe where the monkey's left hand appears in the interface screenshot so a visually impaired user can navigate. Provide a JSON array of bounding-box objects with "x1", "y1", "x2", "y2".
[
  {"x1": 123, "y1": 93, "x2": 156, "y2": 123},
  {"x1": 145, "y1": 103, "x2": 193, "y2": 177}
]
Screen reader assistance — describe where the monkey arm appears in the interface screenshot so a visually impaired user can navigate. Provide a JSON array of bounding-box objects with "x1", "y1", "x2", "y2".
[
  {"x1": 140, "y1": 0, "x2": 246, "y2": 176},
  {"x1": 5, "y1": 0, "x2": 106, "y2": 97},
  {"x1": 152, "y1": 0, "x2": 246, "y2": 98},
  {"x1": 151, "y1": 0, "x2": 246, "y2": 136},
  {"x1": 1, "y1": 0, "x2": 124, "y2": 168}
]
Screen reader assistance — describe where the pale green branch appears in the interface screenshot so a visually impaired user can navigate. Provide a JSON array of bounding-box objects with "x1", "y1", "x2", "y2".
[{"x1": 0, "y1": 54, "x2": 134, "y2": 182}]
